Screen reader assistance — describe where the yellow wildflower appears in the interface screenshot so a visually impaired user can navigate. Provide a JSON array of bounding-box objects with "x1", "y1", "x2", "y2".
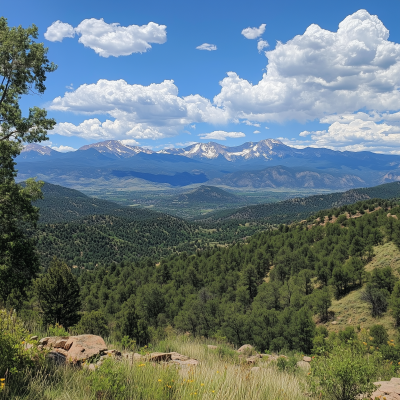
[{"x1": 158, "y1": 379, "x2": 162, "y2": 382}]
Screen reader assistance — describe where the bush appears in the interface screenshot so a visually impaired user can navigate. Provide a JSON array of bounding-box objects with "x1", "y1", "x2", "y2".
[
  {"x1": 309, "y1": 345, "x2": 379, "y2": 400},
  {"x1": 276, "y1": 355, "x2": 298, "y2": 373},
  {"x1": 369, "y1": 325, "x2": 388, "y2": 346},
  {"x1": 47, "y1": 323, "x2": 69, "y2": 336},
  {"x1": 0, "y1": 309, "x2": 45, "y2": 377}
]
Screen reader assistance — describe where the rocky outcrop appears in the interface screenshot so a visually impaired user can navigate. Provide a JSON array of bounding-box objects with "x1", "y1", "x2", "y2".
[
  {"x1": 371, "y1": 377, "x2": 400, "y2": 399},
  {"x1": 40, "y1": 335, "x2": 107, "y2": 364}
]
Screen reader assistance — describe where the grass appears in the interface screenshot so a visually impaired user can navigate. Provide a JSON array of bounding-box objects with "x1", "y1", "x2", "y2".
[
  {"x1": 326, "y1": 241, "x2": 400, "y2": 338},
  {"x1": 1, "y1": 335, "x2": 310, "y2": 400}
]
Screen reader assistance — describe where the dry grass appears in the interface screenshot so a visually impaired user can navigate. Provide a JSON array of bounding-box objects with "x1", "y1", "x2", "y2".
[
  {"x1": 1, "y1": 336, "x2": 310, "y2": 400},
  {"x1": 325, "y1": 242, "x2": 400, "y2": 338}
]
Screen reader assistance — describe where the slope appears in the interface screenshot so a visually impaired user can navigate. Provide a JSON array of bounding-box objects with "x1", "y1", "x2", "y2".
[{"x1": 197, "y1": 181, "x2": 400, "y2": 224}]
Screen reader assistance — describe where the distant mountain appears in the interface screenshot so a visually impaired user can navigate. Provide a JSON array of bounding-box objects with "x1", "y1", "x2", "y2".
[
  {"x1": 174, "y1": 185, "x2": 241, "y2": 203},
  {"x1": 79, "y1": 140, "x2": 154, "y2": 158},
  {"x1": 14, "y1": 139, "x2": 400, "y2": 189},
  {"x1": 19, "y1": 143, "x2": 60, "y2": 160},
  {"x1": 209, "y1": 165, "x2": 366, "y2": 189}
]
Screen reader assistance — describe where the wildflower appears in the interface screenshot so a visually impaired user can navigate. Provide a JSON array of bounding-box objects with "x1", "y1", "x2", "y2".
[
  {"x1": 363, "y1": 342, "x2": 367, "y2": 345},
  {"x1": 158, "y1": 379, "x2": 162, "y2": 382},
  {"x1": 212, "y1": 390, "x2": 215, "y2": 393}
]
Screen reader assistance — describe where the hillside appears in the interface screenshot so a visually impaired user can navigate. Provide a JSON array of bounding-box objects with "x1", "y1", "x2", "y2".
[
  {"x1": 209, "y1": 165, "x2": 366, "y2": 189},
  {"x1": 174, "y1": 185, "x2": 241, "y2": 203},
  {"x1": 36, "y1": 182, "x2": 159, "y2": 223},
  {"x1": 198, "y1": 181, "x2": 400, "y2": 223}
]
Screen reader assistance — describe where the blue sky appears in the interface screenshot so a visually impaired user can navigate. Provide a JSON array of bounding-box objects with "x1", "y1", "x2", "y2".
[{"x1": 5, "y1": 0, "x2": 400, "y2": 153}]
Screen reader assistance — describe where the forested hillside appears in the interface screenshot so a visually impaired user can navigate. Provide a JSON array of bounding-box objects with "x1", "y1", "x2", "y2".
[
  {"x1": 198, "y1": 181, "x2": 400, "y2": 224},
  {"x1": 70, "y1": 197, "x2": 400, "y2": 353}
]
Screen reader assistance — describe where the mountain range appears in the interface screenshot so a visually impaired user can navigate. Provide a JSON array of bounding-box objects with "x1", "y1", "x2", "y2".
[{"x1": 15, "y1": 139, "x2": 400, "y2": 190}]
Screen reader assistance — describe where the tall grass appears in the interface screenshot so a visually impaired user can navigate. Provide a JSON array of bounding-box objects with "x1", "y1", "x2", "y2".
[{"x1": 1, "y1": 335, "x2": 310, "y2": 400}]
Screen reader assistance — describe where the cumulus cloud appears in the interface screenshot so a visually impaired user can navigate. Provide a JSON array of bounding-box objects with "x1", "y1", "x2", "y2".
[
  {"x1": 50, "y1": 79, "x2": 229, "y2": 140},
  {"x1": 257, "y1": 39, "x2": 269, "y2": 53},
  {"x1": 198, "y1": 131, "x2": 245, "y2": 140},
  {"x1": 120, "y1": 139, "x2": 140, "y2": 146},
  {"x1": 51, "y1": 145, "x2": 77, "y2": 152},
  {"x1": 294, "y1": 113, "x2": 400, "y2": 154},
  {"x1": 44, "y1": 21, "x2": 75, "y2": 42},
  {"x1": 45, "y1": 18, "x2": 166, "y2": 57},
  {"x1": 243, "y1": 120, "x2": 260, "y2": 127},
  {"x1": 196, "y1": 43, "x2": 217, "y2": 51},
  {"x1": 241, "y1": 24, "x2": 266, "y2": 39},
  {"x1": 215, "y1": 10, "x2": 400, "y2": 124},
  {"x1": 253, "y1": 130, "x2": 261, "y2": 134},
  {"x1": 75, "y1": 19, "x2": 166, "y2": 57}
]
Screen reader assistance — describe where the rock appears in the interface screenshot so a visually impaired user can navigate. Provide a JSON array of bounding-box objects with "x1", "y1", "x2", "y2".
[
  {"x1": 172, "y1": 359, "x2": 199, "y2": 366},
  {"x1": 303, "y1": 356, "x2": 312, "y2": 362},
  {"x1": 380, "y1": 384, "x2": 400, "y2": 395},
  {"x1": 169, "y1": 352, "x2": 189, "y2": 361},
  {"x1": 331, "y1": 321, "x2": 337, "y2": 325},
  {"x1": 250, "y1": 367, "x2": 260, "y2": 372},
  {"x1": 30, "y1": 336, "x2": 38, "y2": 341},
  {"x1": 104, "y1": 349, "x2": 121, "y2": 356},
  {"x1": 296, "y1": 361, "x2": 311, "y2": 370},
  {"x1": 149, "y1": 352, "x2": 172, "y2": 362},
  {"x1": 391, "y1": 378, "x2": 400, "y2": 385},
  {"x1": 39, "y1": 337, "x2": 49, "y2": 345},
  {"x1": 207, "y1": 345, "x2": 218, "y2": 350},
  {"x1": 237, "y1": 344, "x2": 254, "y2": 353},
  {"x1": 40, "y1": 335, "x2": 107, "y2": 364},
  {"x1": 47, "y1": 351, "x2": 67, "y2": 364}
]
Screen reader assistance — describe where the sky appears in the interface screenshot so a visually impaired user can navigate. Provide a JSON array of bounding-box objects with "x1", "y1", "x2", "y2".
[{"x1": 5, "y1": 0, "x2": 400, "y2": 153}]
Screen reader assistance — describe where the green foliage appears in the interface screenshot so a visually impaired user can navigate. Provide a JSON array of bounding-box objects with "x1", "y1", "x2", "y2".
[
  {"x1": 33, "y1": 258, "x2": 81, "y2": 327},
  {"x1": 47, "y1": 323, "x2": 69, "y2": 337},
  {"x1": 0, "y1": 309, "x2": 45, "y2": 377},
  {"x1": 74, "y1": 311, "x2": 109, "y2": 337},
  {"x1": 360, "y1": 283, "x2": 388, "y2": 317},
  {"x1": 309, "y1": 346, "x2": 379, "y2": 400},
  {"x1": 369, "y1": 324, "x2": 388, "y2": 346},
  {"x1": 276, "y1": 355, "x2": 298, "y2": 373},
  {"x1": 0, "y1": 17, "x2": 56, "y2": 305}
]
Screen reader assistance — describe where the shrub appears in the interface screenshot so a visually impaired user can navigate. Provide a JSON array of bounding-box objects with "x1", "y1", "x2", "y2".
[
  {"x1": 369, "y1": 325, "x2": 388, "y2": 346},
  {"x1": 276, "y1": 355, "x2": 298, "y2": 373},
  {"x1": 0, "y1": 309, "x2": 45, "y2": 377},
  {"x1": 47, "y1": 323, "x2": 69, "y2": 336},
  {"x1": 309, "y1": 345, "x2": 379, "y2": 400}
]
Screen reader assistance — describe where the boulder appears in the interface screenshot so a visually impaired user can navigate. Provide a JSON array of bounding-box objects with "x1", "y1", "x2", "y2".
[
  {"x1": 303, "y1": 356, "x2": 312, "y2": 362},
  {"x1": 207, "y1": 345, "x2": 218, "y2": 350},
  {"x1": 237, "y1": 344, "x2": 254, "y2": 353},
  {"x1": 30, "y1": 336, "x2": 38, "y2": 341},
  {"x1": 40, "y1": 334, "x2": 107, "y2": 364}
]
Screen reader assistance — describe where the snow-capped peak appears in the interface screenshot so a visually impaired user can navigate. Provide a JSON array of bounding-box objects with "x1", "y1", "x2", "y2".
[{"x1": 79, "y1": 140, "x2": 154, "y2": 158}]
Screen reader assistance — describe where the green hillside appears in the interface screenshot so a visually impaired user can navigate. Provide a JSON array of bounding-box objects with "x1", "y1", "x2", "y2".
[
  {"x1": 197, "y1": 181, "x2": 400, "y2": 224},
  {"x1": 174, "y1": 185, "x2": 241, "y2": 203}
]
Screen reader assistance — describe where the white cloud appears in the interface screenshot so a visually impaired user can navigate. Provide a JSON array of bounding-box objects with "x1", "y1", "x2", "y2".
[
  {"x1": 257, "y1": 39, "x2": 269, "y2": 53},
  {"x1": 283, "y1": 112, "x2": 400, "y2": 154},
  {"x1": 51, "y1": 145, "x2": 77, "y2": 152},
  {"x1": 243, "y1": 120, "x2": 260, "y2": 127},
  {"x1": 215, "y1": 10, "x2": 400, "y2": 124},
  {"x1": 198, "y1": 131, "x2": 245, "y2": 140},
  {"x1": 196, "y1": 43, "x2": 217, "y2": 51},
  {"x1": 120, "y1": 139, "x2": 140, "y2": 146},
  {"x1": 45, "y1": 18, "x2": 166, "y2": 57},
  {"x1": 253, "y1": 130, "x2": 261, "y2": 134},
  {"x1": 175, "y1": 141, "x2": 197, "y2": 147},
  {"x1": 50, "y1": 79, "x2": 229, "y2": 140},
  {"x1": 44, "y1": 21, "x2": 75, "y2": 42},
  {"x1": 242, "y1": 24, "x2": 266, "y2": 39},
  {"x1": 75, "y1": 19, "x2": 166, "y2": 57}
]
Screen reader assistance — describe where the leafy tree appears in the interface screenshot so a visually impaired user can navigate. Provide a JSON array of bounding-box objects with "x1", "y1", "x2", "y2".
[
  {"x1": 33, "y1": 258, "x2": 81, "y2": 327},
  {"x1": 0, "y1": 17, "x2": 56, "y2": 305},
  {"x1": 309, "y1": 346, "x2": 379, "y2": 400}
]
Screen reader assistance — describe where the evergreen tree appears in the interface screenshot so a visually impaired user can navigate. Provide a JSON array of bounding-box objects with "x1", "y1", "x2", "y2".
[
  {"x1": 390, "y1": 281, "x2": 400, "y2": 326},
  {"x1": 34, "y1": 258, "x2": 81, "y2": 327}
]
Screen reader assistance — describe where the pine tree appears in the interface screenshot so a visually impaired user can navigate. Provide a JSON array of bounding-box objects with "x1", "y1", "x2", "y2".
[{"x1": 34, "y1": 258, "x2": 81, "y2": 328}]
